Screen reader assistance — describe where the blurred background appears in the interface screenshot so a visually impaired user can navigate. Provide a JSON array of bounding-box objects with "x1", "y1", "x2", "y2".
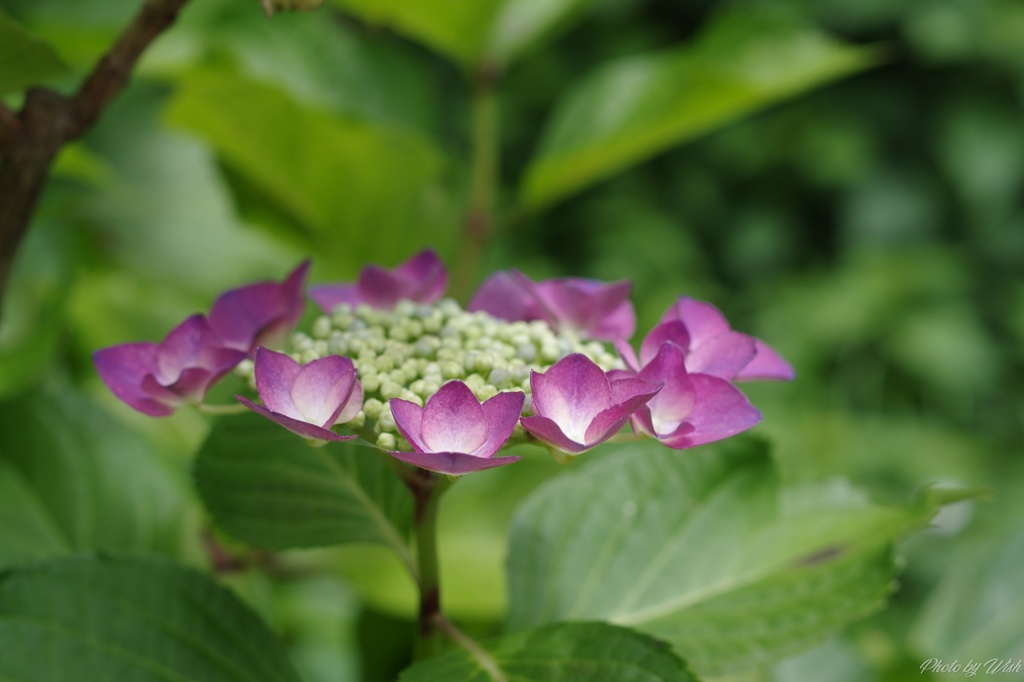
[{"x1": 1, "y1": 0, "x2": 1022, "y2": 680}]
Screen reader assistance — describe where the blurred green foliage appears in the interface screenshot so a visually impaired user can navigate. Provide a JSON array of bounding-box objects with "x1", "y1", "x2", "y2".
[{"x1": 1, "y1": 0, "x2": 1022, "y2": 679}]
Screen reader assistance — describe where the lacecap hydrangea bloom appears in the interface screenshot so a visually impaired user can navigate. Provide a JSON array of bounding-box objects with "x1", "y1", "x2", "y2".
[{"x1": 95, "y1": 249, "x2": 792, "y2": 475}]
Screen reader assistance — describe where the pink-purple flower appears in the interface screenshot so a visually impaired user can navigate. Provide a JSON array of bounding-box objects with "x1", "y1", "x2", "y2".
[
  {"x1": 94, "y1": 315, "x2": 246, "y2": 417},
  {"x1": 388, "y1": 381, "x2": 524, "y2": 475},
  {"x1": 209, "y1": 261, "x2": 310, "y2": 356},
  {"x1": 469, "y1": 271, "x2": 636, "y2": 341},
  {"x1": 310, "y1": 250, "x2": 448, "y2": 313},
  {"x1": 520, "y1": 354, "x2": 662, "y2": 455},
  {"x1": 626, "y1": 340, "x2": 762, "y2": 449},
  {"x1": 654, "y1": 297, "x2": 795, "y2": 382},
  {"x1": 237, "y1": 348, "x2": 363, "y2": 442}
]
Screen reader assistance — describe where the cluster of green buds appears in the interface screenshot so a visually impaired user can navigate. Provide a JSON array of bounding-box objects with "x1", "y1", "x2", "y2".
[{"x1": 238, "y1": 298, "x2": 621, "y2": 451}]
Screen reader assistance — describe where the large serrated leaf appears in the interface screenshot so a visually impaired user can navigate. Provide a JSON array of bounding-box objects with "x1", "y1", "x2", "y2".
[
  {"x1": 520, "y1": 9, "x2": 882, "y2": 210},
  {"x1": 0, "y1": 554, "x2": 301, "y2": 682},
  {"x1": 0, "y1": 9, "x2": 67, "y2": 95},
  {"x1": 508, "y1": 439, "x2": 931, "y2": 675},
  {"x1": 400, "y1": 621, "x2": 697, "y2": 682},
  {"x1": 194, "y1": 412, "x2": 415, "y2": 572},
  {"x1": 0, "y1": 388, "x2": 195, "y2": 568}
]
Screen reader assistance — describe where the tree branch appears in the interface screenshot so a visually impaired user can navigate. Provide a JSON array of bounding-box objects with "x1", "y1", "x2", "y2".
[{"x1": 0, "y1": 0, "x2": 191, "y2": 315}]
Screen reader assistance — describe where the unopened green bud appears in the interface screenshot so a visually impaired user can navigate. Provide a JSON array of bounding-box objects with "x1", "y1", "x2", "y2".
[
  {"x1": 312, "y1": 316, "x2": 332, "y2": 339},
  {"x1": 376, "y1": 433, "x2": 397, "y2": 450},
  {"x1": 362, "y1": 398, "x2": 384, "y2": 420}
]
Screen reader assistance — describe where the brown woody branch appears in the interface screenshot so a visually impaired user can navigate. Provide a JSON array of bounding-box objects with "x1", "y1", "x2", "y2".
[{"x1": 0, "y1": 0, "x2": 191, "y2": 316}]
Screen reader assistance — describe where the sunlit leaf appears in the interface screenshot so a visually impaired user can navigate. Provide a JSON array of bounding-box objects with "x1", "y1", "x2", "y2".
[
  {"x1": 911, "y1": 525, "x2": 1024, "y2": 660},
  {"x1": 508, "y1": 439, "x2": 938, "y2": 675},
  {"x1": 0, "y1": 8, "x2": 67, "y2": 94},
  {"x1": 328, "y1": 0, "x2": 597, "y2": 69},
  {"x1": 0, "y1": 555, "x2": 301, "y2": 682},
  {"x1": 0, "y1": 388, "x2": 195, "y2": 568},
  {"x1": 400, "y1": 622, "x2": 697, "y2": 681},
  {"x1": 520, "y1": 9, "x2": 882, "y2": 210},
  {"x1": 194, "y1": 412, "x2": 415, "y2": 572},
  {"x1": 165, "y1": 70, "x2": 453, "y2": 269}
]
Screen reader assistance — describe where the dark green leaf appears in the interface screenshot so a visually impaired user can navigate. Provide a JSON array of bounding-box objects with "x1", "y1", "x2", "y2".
[
  {"x1": 0, "y1": 388, "x2": 195, "y2": 567},
  {"x1": 400, "y1": 622, "x2": 697, "y2": 682},
  {"x1": 0, "y1": 554, "x2": 301, "y2": 682},
  {"x1": 520, "y1": 9, "x2": 882, "y2": 210},
  {"x1": 508, "y1": 439, "x2": 934, "y2": 675},
  {"x1": 0, "y1": 8, "x2": 67, "y2": 95},
  {"x1": 194, "y1": 412, "x2": 414, "y2": 572}
]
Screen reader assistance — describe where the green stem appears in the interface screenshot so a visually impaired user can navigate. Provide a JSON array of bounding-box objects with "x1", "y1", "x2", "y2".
[
  {"x1": 411, "y1": 471, "x2": 453, "y2": 661},
  {"x1": 195, "y1": 402, "x2": 249, "y2": 415},
  {"x1": 452, "y1": 65, "x2": 501, "y2": 303}
]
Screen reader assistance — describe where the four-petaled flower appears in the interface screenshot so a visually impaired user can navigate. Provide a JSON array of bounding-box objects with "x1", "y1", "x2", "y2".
[
  {"x1": 310, "y1": 249, "x2": 448, "y2": 313},
  {"x1": 388, "y1": 381, "x2": 525, "y2": 475},
  {"x1": 624, "y1": 338, "x2": 762, "y2": 449},
  {"x1": 209, "y1": 260, "x2": 310, "y2": 356},
  {"x1": 470, "y1": 271, "x2": 635, "y2": 341},
  {"x1": 520, "y1": 354, "x2": 662, "y2": 455},
  {"x1": 652, "y1": 297, "x2": 795, "y2": 382},
  {"x1": 237, "y1": 348, "x2": 363, "y2": 443},
  {"x1": 94, "y1": 315, "x2": 246, "y2": 416}
]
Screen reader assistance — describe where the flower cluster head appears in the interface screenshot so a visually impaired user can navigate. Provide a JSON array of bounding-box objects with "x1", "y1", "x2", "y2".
[{"x1": 95, "y1": 249, "x2": 792, "y2": 476}]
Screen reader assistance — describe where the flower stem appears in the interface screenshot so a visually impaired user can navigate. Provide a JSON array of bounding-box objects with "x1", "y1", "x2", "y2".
[
  {"x1": 409, "y1": 470, "x2": 453, "y2": 661},
  {"x1": 452, "y1": 64, "x2": 501, "y2": 303},
  {"x1": 196, "y1": 402, "x2": 249, "y2": 415}
]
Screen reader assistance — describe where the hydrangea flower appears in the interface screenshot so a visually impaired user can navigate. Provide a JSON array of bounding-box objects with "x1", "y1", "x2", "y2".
[
  {"x1": 520, "y1": 354, "x2": 661, "y2": 455},
  {"x1": 310, "y1": 250, "x2": 447, "y2": 313},
  {"x1": 237, "y1": 348, "x2": 363, "y2": 443},
  {"x1": 469, "y1": 271, "x2": 635, "y2": 341},
  {"x1": 94, "y1": 315, "x2": 246, "y2": 416},
  {"x1": 209, "y1": 260, "x2": 310, "y2": 355},
  {"x1": 625, "y1": 340, "x2": 762, "y2": 449},
  {"x1": 388, "y1": 381, "x2": 524, "y2": 475},
  {"x1": 656, "y1": 297, "x2": 794, "y2": 382}
]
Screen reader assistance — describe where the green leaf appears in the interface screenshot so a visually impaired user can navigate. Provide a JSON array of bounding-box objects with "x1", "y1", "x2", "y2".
[
  {"x1": 399, "y1": 622, "x2": 697, "y2": 682},
  {"x1": 0, "y1": 554, "x2": 301, "y2": 682},
  {"x1": 0, "y1": 388, "x2": 195, "y2": 568},
  {"x1": 911, "y1": 525, "x2": 1024, "y2": 660},
  {"x1": 0, "y1": 8, "x2": 67, "y2": 95},
  {"x1": 520, "y1": 9, "x2": 882, "y2": 211},
  {"x1": 194, "y1": 412, "x2": 415, "y2": 572},
  {"x1": 328, "y1": 0, "x2": 597, "y2": 68},
  {"x1": 165, "y1": 70, "x2": 454, "y2": 268},
  {"x1": 507, "y1": 439, "x2": 933, "y2": 675}
]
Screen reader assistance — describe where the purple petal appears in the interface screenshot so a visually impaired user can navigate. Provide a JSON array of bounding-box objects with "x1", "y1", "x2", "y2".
[
  {"x1": 154, "y1": 315, "x2": 213, "y2": 384},
  {"x1": 94, "y1": 343, "x2": 174, "y2": 416},
  {"x1": 468, "y1": 271, "x2": 538, "y2": 322},
  {"x1": 209, "y1": 261, "x2": 310, "y2": 353},
  {"x1": 660, "y1": 297, "x2": 731, "y2": 349},
  {"x1": 586, "y1": 376, "x2": 664, "y2": 444},
  {"x1": 615, "y1": 339, "x2": 641, "y2": 372},
  {"x1": 291, "y1": 356, "x2": 358, "y2": 427},
  {"x1": 337, "y1": 380, "x2": 364, "y2": 424},
  {"x1": 253, "y1": 348, "x2": 303, "y2": 419},
  {"x1": 357, "y1": 265, "x2": 409, "y2": 309},
  {"x1": 394, "y1": 249, "x2": 448, "y2": 303},
  {"x1": 660, "y1": 374, "x2": 761, "y2": 449},
  {"x1": 591, "y1": 297, "x2": 637, "y2": 341},
  {"x1": 475, "y1": 391, "x2": 526, "y2": 458},
  {"x1": 685, "y1": 331, "x2": 756, "y2": 381},
  {"x1": 529, "y1": 354, "x2": 611, "y2": 444},
  {"x1": 636, "y1": 343, "x2": 695, "y2": 436},
  {"x1": 237, "y1": 397, "x2": 355, "y2": 442},
  {"x1": 388, "y1": 450, "x2": 521, "y2": 476},
  {"x1": 390, "y1": 398, "x2": 428, "y2": 452},
  {"x1": 531, "y1": 277, "x2": 636, "y2": 341},
  {"x1": 639, "y1": 320, "x2": 691, "y2": 367},
  {"x1": 736, "y1": 340, "x2": 796, "y2": 381},
  {"x1": 155, "y1": 367, "x2": 215, "y2": 403},
  {"x1": 421, "y1": 381, "x2": 488, "y2": 454},
  {"x1": 309, "y1": 283, "x2": 361, "y2": 314},
  {"x1": 519, "y1": 415, "x2": 590, "y2": 454}
]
